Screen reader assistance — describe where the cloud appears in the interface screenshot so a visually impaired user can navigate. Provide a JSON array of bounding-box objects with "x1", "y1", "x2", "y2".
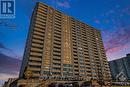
[
  {"x1": 0, "y1": 43, "x2": 21, "y2": 85},
  {"x1": 104, "y1": 26, "x2": 130, "y2": 53},
  {"x1": 100, "y1": 4, "x2": 130, "y2": 22},
  {"x1": 94, "y1": 19, "x2": 100, "y2": 24},
  {"x1": 105, "y1": 9, "x2": 115, "y2": 16},
  {"x1": 0, "y1": 42, "x2": 12, "y2": 52},
  {"x1": 0, "y1": 50, "x2": 21, "y2": 82},
  {"x1": 0, "y1": 52, "x2": 21, "y2": 74},
  {"x1": 122, "y1": 5, "x2": 130, "y2": 15},
  {"x1": 0, "y1": 53, "x2": 21, "y2": 85},
  {"x1": 106, "y1": 44, "x2": 129, "y2": 53},
  {"x1": 0, "y1": 42, "x2": 22, "y2": 60},
  {"x1": 101, "y1": 4, "x2": 130, "y2": 57},
  {"x1": 0, "y1": 43, "x2": 7, "y2": 49},
  {"x1": 52, "y1": 0, "x2": 70, "y2": 8},
  {"x1": 0, "y1": 73, "x2": 19, "y2": 81},
  {"x1": 57, "y1": 1, "x2": 70, "y2": 8}
]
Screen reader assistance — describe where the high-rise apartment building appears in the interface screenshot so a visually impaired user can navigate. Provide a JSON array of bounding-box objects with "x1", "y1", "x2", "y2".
[
  {"x1": 109, "y1": 54, "x2": 130, "y2": 80},
  {"x1": 19, "y1": 2, "x2": 111, "y2": 84}
]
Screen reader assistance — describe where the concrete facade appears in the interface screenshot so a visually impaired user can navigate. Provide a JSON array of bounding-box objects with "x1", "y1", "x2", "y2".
[{"x1": 19, "y1": 2, "x2": 111, "y2": 85}]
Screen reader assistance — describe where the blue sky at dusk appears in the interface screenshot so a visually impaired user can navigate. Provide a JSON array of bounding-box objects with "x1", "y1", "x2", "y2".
[{"x1": 0, "y1": 0, "x2": 130, "y2": 85}]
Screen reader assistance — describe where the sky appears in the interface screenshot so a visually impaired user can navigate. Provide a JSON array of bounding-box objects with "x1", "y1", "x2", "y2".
[{"x1": 0, "y1": 0, "x2": 130, "y2": 85}]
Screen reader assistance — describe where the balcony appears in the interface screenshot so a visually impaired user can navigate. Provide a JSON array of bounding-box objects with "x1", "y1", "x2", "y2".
[
  {"x1": 52, "y1": 64, "x2": 61, "y2": 68},
  {"x1": 34, "y1": 27, "x2": 45, "y2": 33},
  {"x1": 33, "y1": 35, "x2": 44, "y2": 40},
  {"x1": 85, "y1": 61, "x2": 90, "y2": 65},
  {"x1": 39, "y1": 3, "x2": 48, "y2": 9},
  {"x1": 30, "y1": 52, "x2": 42, "y2": 56},
  {"x1": 32, "y1": 43, "x2": 43, "y2": 48},
  {"x1": 35, "y1": 21, "x2": 46, "y2": 27},
  {"x1": 37, "y1": 9, "x2": 47, "y2": 16},
  {"x1": 28, "y1": 62, "x2": 41, "y2": 66},
  {"x1": 29, "y1": 57, "x2": 42, "y2": 61},
  {"x1": 33, "y1": 73, "x2": 40, "y2": 77},
  {"x1": 35, "y1": 23, "x2": 46, "y2": 29},
  {"x1": 36, "y1": 14, "x2": 46, "y2": 21},
  {"x1": 34, "y1": 31, "x2": 44, "y2": 37},
  {"x1": 29, "y1": 67, "x2": 41, "y2": 71},
  {"x1": 53, "y1": 60, "x2": 61, "y2": 63},
  {"x1": 53, "y1": 44, "x2": 61, "y2": 48},
  {"x1": 32, "y1": 39, "x2": 43, "y2": 44}
]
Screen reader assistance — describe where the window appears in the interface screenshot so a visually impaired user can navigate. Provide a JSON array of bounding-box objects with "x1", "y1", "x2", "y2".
[{"x1": 53, "y1": 67, "x2": 61, "y2": 70}]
